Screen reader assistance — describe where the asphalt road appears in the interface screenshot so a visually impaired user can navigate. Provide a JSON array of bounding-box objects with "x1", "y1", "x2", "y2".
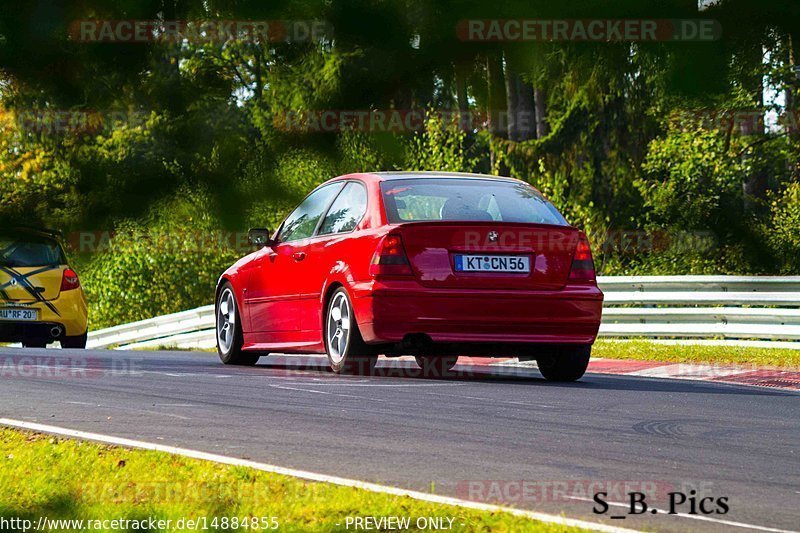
[{"x1": 1, "y1": 347, "x2": 798, "y2": 532}]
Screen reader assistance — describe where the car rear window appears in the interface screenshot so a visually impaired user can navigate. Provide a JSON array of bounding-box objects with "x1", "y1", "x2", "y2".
[
  {"x1": 0, "y1": 235, "x2": 66, "y2": 267},
  {"x1": 380, "y1": 178, "x2": 568, "y2": 226}
]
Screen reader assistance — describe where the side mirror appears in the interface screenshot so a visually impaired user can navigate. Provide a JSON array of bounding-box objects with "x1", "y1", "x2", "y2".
[{"x1": 248, "y1": 228, "x2": 274, "y2": 247}]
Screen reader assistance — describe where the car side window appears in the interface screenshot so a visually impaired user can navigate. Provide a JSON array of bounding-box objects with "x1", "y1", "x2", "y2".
[
  {"x1": 278, "y1": 183, "x2": 344, "y2": 242},
  {"x1": 318, "y1": 182, "x2": 368, "y2": 235}
]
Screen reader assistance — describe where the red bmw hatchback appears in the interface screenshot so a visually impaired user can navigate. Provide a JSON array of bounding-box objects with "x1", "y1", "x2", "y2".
[{"x1": 216, "y1": 172, "x2": 603, "y2": 381}]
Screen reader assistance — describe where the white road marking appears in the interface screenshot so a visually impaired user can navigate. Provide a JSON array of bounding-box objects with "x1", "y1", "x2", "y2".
[
  {"x1": 422, "y1": 390, "x2": 555, "y2": 408},
  {"x1": 565, "y1": 496, "x2": 798, "y2": 533},
  {"x1": 0, "y1": 418, "x2": 636, "y2": 533},
  {"x1": 268, "y1": 384, "x2": 388, "y2": 402},
  {"x1": 141, "y1": 371, "x2": 235, "y2": 378},
  {"x1": 269, "y1": 384, "x2": 330, "y2": 395},
  {"x1": 287, "y1": 382, "x2": 466, "y2": 387},
  {"x1": 61, "y1": 403, "x2": 191, "y2": 421},
  {"x1": 66, "y1": 401, "x2": 192, "y2": 419},
  {"x1": 625, "y1": 365, "x2": 747, "y2": 379},
  {"x1": 113, "y1": 407, "x2": 191, "y2": 421}
]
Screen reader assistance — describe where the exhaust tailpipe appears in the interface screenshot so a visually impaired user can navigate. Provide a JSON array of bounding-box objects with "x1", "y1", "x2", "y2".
[
  {"x1": 50, "y1": 326, "x2": 63, "y2": 338},
  {"x1": 401, "y1": 333, "x2": 433, "y2": 355}
]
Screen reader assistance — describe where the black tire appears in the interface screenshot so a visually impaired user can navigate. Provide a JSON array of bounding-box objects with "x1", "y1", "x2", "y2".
[
  {"x1": 536, "y1": 345, "x2": 592, "y2": 382},
  {"x1": 216, "y1": 282, "x2": 260, "y2": 366},
  {"x1": 61, "y1": 332, "x2": 87, "y2": 349},
  {"x1": 325, "y1": 287, "x2": 377, "y2": 375},
  {"x1": 22, "y1": 339, "x2": 47, "y2": 348},
  {"x1": 415, "y1": 355, "x2": 459, "y2": 377}
]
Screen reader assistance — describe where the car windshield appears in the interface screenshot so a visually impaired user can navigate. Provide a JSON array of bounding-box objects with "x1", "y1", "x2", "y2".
[
  {"x1": 0, "y1": 236, "x2": 66, "y2": 267},
  {"x1": 380, "y1": 178, "x2": 568, "y2": 226}
]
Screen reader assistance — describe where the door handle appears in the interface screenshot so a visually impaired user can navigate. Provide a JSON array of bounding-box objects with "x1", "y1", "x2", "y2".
[{"x1": 292, "y1": 252, "x2": 306, "y2": 262}]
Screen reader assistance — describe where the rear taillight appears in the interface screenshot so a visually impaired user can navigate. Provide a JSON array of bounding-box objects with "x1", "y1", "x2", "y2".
[
  {"x1": 61, "y1": 268, "x2": 80, "y2": 291},
  {"x1": 569, "y1": 234, "x2": 596, "y2": 281},
  {"x1": 369, "y1": 234, "x2": 413, "y2": 277}
]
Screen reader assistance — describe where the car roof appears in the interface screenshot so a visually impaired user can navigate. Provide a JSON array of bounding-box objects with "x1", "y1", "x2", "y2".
[
  {"x1": 0, "y1": 226, "x2": 63, "y2": 241},
  {"x1": 336, "y1": 171, "x2": 524, "y2": 185}
]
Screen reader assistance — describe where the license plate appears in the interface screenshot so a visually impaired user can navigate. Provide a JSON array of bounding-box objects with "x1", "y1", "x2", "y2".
[
  {"x1": 454, "y1": 254, "x2": 531, "y2": 273},
  {"x1": 0, "y1": 308, "x2": 39, "y2": 321}
]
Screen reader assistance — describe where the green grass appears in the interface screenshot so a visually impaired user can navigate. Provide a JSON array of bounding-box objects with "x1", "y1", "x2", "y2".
[
  {"x1": 593, "y1": 339, "x2": 800, "y2": 370},
  {"x1": 0, "y1": 429, "x2": 588, "y2": 532}
]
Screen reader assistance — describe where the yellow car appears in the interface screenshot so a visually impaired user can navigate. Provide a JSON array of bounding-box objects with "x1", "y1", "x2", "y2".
[{"x1": 0, "y1": 228, "x2": 89, "y2": 348}]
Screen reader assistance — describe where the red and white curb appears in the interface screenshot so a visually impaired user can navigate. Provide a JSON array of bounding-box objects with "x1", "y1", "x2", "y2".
[
  {"x1": 272, "y1": 354, "x2": 800, "y2": 392},
  {"x1": 384, "y1": 355, "x2": 800, "y2": 391},
  {"x1": 494, "y1": 358, "x2": 800, "y2": 392}
]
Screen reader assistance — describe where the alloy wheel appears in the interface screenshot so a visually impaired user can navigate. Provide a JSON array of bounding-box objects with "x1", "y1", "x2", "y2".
[
  {"x1": 327, "y1": 291, "x2": 351, "y2": 364},
  {"x1": 217, "y1": 288, "x2": 237, "y2": 354}
]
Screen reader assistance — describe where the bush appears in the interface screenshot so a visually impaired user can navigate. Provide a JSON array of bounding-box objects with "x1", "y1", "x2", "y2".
[
  {"x1": 245, "y1": 148, "x2": 338, "y2": 231},
  {"x1": 764, "y1": 181, "x2": 800, "y2": 273},
  {"x1": 638, "y1": 127, "x2": 745, "y2": 232},
  {"x1": 81, "y1": 189, "x2": 240, "y2": 329},
  {"x1": 404, "y1": 113, "x2": 477, "y2": 172}
]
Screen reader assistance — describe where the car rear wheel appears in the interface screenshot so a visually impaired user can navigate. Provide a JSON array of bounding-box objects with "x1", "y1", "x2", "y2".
[
  {"x1": 216, "y1": 284, "x2": 260, "y2": 366},
  {"x1": 325, "y1": 288, "x2": 377, "y2": 375},
  {"x1": 61, "y1": 332, "x2": 87, "y2": 349},
  {"x1": 536, "y1": 345, "x2": 591, "y2": 382},
  {"x1": 415, "y1": 355, "x2": 459, "y2": 376}
]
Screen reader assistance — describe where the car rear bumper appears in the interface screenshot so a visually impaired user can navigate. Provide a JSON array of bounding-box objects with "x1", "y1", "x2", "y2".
[
  {"x1": 0, "y1": 321, "x2": 68, "y2": 343},
  {"x1": 0, "y1": 289, "x2": 88, "y2": 341},
  {"x1": 352, "y1": 280, "x2": 603, "y2": 346}
]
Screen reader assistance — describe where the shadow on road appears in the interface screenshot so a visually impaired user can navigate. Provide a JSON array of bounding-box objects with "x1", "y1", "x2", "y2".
[
  {"x1": 253, "y1": 358, "x2": 793, "y2": 397},
  {"x1": 2, "y1": 347, "x2": 790, "y2": 397}
]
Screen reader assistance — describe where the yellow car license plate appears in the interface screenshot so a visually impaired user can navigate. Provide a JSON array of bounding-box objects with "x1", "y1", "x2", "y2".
[{"x1": 0, "y1": 307, "x2": 39, "y2": 321}]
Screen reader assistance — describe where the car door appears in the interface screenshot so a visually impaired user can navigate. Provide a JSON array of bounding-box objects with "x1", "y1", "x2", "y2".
[
  {"x1": 245, "y1": 182, "x2": 344, "y2": 343},
  {"x1": 243, "y1": 245, "x2": 298, "y2": 340},
  {"x1": 297, "y1": 181, "x2": 369, "y2": 336}
]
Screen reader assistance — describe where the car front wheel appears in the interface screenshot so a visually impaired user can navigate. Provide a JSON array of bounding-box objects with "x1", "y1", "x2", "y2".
[
  {"x1": 216, "y1": 283, "x2": 260, "y2": 366},
  {"x1": 325, "y1": 288, "x2": 377, "y2": 375},
  {"x1": 536, "y1": 345, "x2": 591, "y2": 382}
]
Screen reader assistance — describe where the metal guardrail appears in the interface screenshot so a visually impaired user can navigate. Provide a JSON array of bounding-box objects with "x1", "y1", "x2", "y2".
[
  {"x1": 599, "y1": 276, "x2": 800, "y2": 344},
  {"x1": 87, "y1": 305, "x2": 215, "y2": 350},
  {"x1": 87, "y1": 276, "x2": 800, "y2": 350}
]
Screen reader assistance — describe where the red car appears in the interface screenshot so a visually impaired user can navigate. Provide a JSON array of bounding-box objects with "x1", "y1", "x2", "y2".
[{"x1": 215, "y1": 172, "x2": 603, "y2": 381}]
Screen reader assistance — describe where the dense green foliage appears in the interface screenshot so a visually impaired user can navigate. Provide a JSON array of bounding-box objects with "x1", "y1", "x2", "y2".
[
  {"x1": 1, "y1": 1, "x2": 799, "y2": 326},
  {"x1": 78, "y1": 190, "x2": 241, "y2": 328}
]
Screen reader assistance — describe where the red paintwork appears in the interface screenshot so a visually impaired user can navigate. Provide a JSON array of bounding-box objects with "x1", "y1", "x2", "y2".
[{"x1": 218, "y1": 173, "x2": 604, "y2": 354}]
